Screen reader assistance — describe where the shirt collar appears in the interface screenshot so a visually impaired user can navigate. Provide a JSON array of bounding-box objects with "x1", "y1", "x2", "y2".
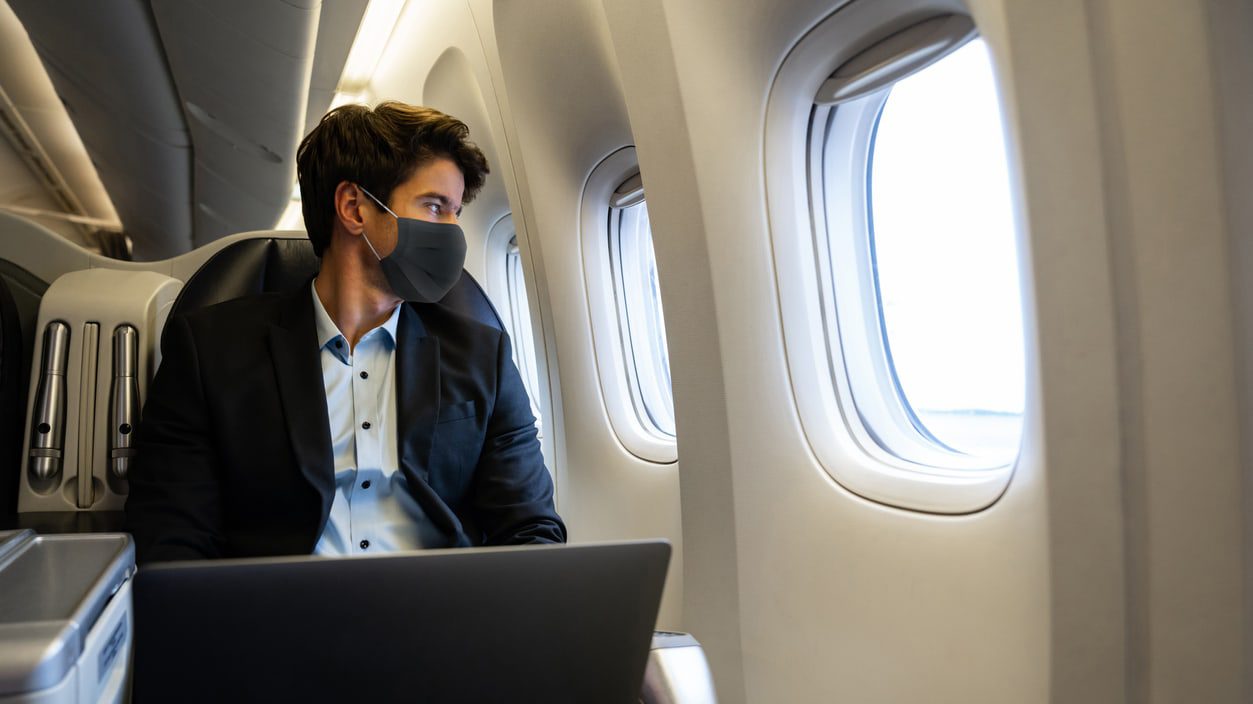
[{"x1": 310, "y1": 281, "x2": 401, "y2": 354}]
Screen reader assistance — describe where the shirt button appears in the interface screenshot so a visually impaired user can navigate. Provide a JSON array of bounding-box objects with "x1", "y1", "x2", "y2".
[
  {"x1": 360, "y1": 540, "x2": 370, "y2": 550},
  {"x1": 360, "y1": 371, "x2": 369, "y2": 379},
  {"x1": 361, "y1": 480, "x2": 371, "y2": 489},
  {"x1": 362, "y1": 421, "x2": 371, "y2": 430},
  {"x1": 335, "y1": 340, "x2": 343, "y2": 349}
]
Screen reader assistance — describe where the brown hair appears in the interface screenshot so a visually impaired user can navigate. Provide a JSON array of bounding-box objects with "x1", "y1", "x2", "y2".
[{"x1": 296, "y1": 101, "x2": 489, "y2": 256}]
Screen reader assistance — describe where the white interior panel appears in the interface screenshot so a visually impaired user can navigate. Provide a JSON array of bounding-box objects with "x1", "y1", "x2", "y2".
[
  {"x1": 366, "y1": 0, "x2": 563, "y2": 509},
  {"x1": 303, "y1": 0, "x2": 369, "y2": 137},
  {"x1": 2, "y1": 1, "x2": 1249, "y2": 700},
  {"x1": 422, "y1": 46, "x2": 508, "y2": 285},
  {"x1": 483, "y1": 0, "x2": 685, "y2": 629},
  {"x1": 596, "y1": 0, "x2": 1249, "y2": 700},
  {"x1": 600, "y1": 0, "x2": 1058, "y2": 701},
  {"x1": 367, "y1": 1, "x2": 509, "y2": 288},
  {"x1": 1084, "y1": 0, "x2": 1245, "y2": 699}
]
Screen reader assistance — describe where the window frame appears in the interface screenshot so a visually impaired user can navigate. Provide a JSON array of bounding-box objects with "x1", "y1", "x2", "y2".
[
  {"x1": 485, "y1": 213, "x2": 544, "y2": 437},
  {"x1": 817, "y1": 88, "x2": 1010, "y2": 470},
  {"x1": 506, "y1": 233, "x2": 543, "y2": 422},
  {"x1": 608, "y1": 199, "x2": 676, "y2": 437},
  {"x1": 763, "y1": 0, "x2": 1025, "y2": 512},
  {"x1": 580, "y1": 147, "x2": 678, "y2": 463}
]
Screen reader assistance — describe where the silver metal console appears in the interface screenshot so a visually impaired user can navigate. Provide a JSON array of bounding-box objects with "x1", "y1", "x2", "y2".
[
  {"x1": 0, "y1": 530, "x2": 135, "y2": 704},
  {"x1": 641, "y1": 631, "x2": 718, "y2": 704}
]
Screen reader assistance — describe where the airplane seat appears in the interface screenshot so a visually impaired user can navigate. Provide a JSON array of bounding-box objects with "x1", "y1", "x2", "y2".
[
  {"x1": 0, "y1": 260, "x2": 51, "y2": 379},
  {"x1": 169, "y1": 234, "x2": 506, "y2": 331},
  {"x1": 0, "y1": 260, "x2": 48, "y2": 528},
  {"x1": 171, "y1": 236, "x2": 321, "y2": 314},
  {"x1": 0, "y1": 276, "x2": 27, "y2": 525}
]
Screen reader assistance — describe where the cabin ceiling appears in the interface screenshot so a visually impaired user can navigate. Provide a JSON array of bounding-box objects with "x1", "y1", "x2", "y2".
[{"x1": 1, "y1": 0, "x2": 368, "y2": 260}]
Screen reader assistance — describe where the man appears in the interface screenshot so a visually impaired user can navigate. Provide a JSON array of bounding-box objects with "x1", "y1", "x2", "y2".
[{"x1": 126, "y1": 102, "x2": 565, "y2": 563}]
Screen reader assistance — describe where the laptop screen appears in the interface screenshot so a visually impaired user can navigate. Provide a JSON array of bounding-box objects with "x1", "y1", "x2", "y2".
[{"x1": 131, "y1": 540, "x2": 670, "y2": 704}]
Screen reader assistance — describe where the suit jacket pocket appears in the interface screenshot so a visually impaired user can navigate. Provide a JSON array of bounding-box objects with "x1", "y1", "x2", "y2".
[
  {"x1": 437, "y1": 399, "x2": 476, "y2": 423},
  {"x1": 429, "y1": 402, "x2": 482, "y2": 502}
]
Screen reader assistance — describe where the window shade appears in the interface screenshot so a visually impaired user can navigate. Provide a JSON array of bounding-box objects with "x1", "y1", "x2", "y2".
[{"x1": 816, "y1": 14, "x2": 976, "y2": 106}]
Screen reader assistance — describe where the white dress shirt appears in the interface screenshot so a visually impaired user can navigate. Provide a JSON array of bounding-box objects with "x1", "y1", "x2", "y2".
[{"x1": 310, "y1": 282, "x2": 444, "y2": 555}]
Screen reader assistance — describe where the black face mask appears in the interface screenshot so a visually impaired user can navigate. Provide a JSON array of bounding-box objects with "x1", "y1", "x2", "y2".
[{"x1": 358, "y1": 185, "x2": 466, "y2": 302}]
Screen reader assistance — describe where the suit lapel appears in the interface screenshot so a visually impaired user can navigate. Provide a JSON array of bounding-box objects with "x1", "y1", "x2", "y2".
[
  {"x1": 268, "y1": 286, "x2": 335, "y2": 523},
  {"x1": 395, "y1": 304, "x2": 469, "y2": 547}
]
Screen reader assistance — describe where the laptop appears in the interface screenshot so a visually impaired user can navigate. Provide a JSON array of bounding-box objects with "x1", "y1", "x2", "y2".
[{"x1": 131, "y1": 540, "x2": 670, "y2": 704}]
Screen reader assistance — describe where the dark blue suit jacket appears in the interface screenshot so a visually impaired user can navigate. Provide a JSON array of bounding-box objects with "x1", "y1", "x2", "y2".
[{"x1": 126, "y1": 284, "x2": 565, "y2": 563}]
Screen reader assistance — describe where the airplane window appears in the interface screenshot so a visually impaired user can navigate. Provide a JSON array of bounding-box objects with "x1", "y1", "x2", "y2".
[
  {"x1": 816, "y1": 36, "x2": 1025, "y2": 468},
  {"x1": 609, "y1": 197, "x2": 676, "y2": 437},
  {"x1": 866, "y1": 39, "x2": 1023, "y2": 462},
  {"x1": 580, "y1": 149, "x2": 677, "y2": 463},
  {"x1": 767, "y1": 6, "x2": 1023, "y2": 509},
  {"x1": 505, "y1": 234, "x2": 543, "y2": 423}
]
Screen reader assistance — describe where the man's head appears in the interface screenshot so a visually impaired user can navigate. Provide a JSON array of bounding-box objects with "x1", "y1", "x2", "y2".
[{"x1": 296, "y1": 102, "x2": 490, "y2": 257}]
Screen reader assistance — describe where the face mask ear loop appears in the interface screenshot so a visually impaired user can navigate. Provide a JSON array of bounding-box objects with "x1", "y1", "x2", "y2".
[{"x1": 356, "y1": 184, "x2": 397, "y2": 262}]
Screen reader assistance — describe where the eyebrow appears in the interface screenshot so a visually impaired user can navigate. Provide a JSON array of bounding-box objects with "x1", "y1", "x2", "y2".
[{"x1": 413, "y1": 192, "x2": 461, "y2": 210}]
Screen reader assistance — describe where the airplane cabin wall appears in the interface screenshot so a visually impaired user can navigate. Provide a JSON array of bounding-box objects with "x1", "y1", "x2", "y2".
[
  {"x1": 600, "y1": 0, "x2": 1052, "y2": 701},
  {"x1": 4, "y1": 0, "x2": 1249, "y2": 701},
  {"x1": 362, "y1": 0, "x2": 688, "y2": 627},
  {"x1": 364, "y1": 0, "x2": 563, "y2": 491},
  {"x1": 1208, "y1": 0, "x2": 1253, "y2": 698},
  {"x1": 473, "y1": 0, "x2": 686, "y2": 627},
  {"x1": 368, "y1": 1, "x2": 505, "y2": 286},
  {"x1": 992, "y1": 2, "x2": 1130, "y2": 700},
  {"x1": 1082, "y1": 0, "x2": 1246, "y2": 700},
  {"x1": 420, "y1": 45, "x2": 509, "y2": 283},
  {"x1": 360, "y1": 0, "x2": 1252, "y2": 700},
  {"x1": 598, "y1": 0, "x2": 1249, "y2": 701}
]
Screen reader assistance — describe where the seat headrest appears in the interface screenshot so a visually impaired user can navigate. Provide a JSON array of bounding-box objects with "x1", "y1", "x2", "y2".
[
  {"x1": 172, "y1": 236, "x2": 504, "y2": 331},
  {"x1": 174, "y1": 237, "x2": 320, "y2": 314}
]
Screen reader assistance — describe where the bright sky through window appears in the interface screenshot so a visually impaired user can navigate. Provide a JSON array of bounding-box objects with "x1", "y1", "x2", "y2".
[
  {"x1": 616, "y1": 200, "x2": 676, "y2": 437},
  {"x1": 506, "y1": 240, "x2": 542, "y2": 423},
  {"x1": 869, "y1": 39, "x2": 1025, "y2": 458}
]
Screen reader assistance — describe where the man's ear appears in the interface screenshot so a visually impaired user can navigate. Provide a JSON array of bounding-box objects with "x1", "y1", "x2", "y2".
[{"x1": 333, "y1": 181, "x2": 366, "y2": 235}]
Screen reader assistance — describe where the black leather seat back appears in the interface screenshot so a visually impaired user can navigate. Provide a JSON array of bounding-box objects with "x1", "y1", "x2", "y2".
[
  {"x1": 171, "y1": 235, "x2": 504, "y2": 329},
  {"x1": 173, "y1": 238, "x2": 323, "y2": 313},
  {"x1": 0, "y1": 261, "x2": 47, "y2": 524},
  {"x1": 0, "y1": 276, "x2": 23, "y2": 522}
]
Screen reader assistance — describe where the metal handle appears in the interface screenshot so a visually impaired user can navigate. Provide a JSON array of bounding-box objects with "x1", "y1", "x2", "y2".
[
  {"x1": 108, "y1": 325, "x2": 139, "y2": 479},
  {"x1": 29, "y1": 322, "x2": 69, "y2": 481}
]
